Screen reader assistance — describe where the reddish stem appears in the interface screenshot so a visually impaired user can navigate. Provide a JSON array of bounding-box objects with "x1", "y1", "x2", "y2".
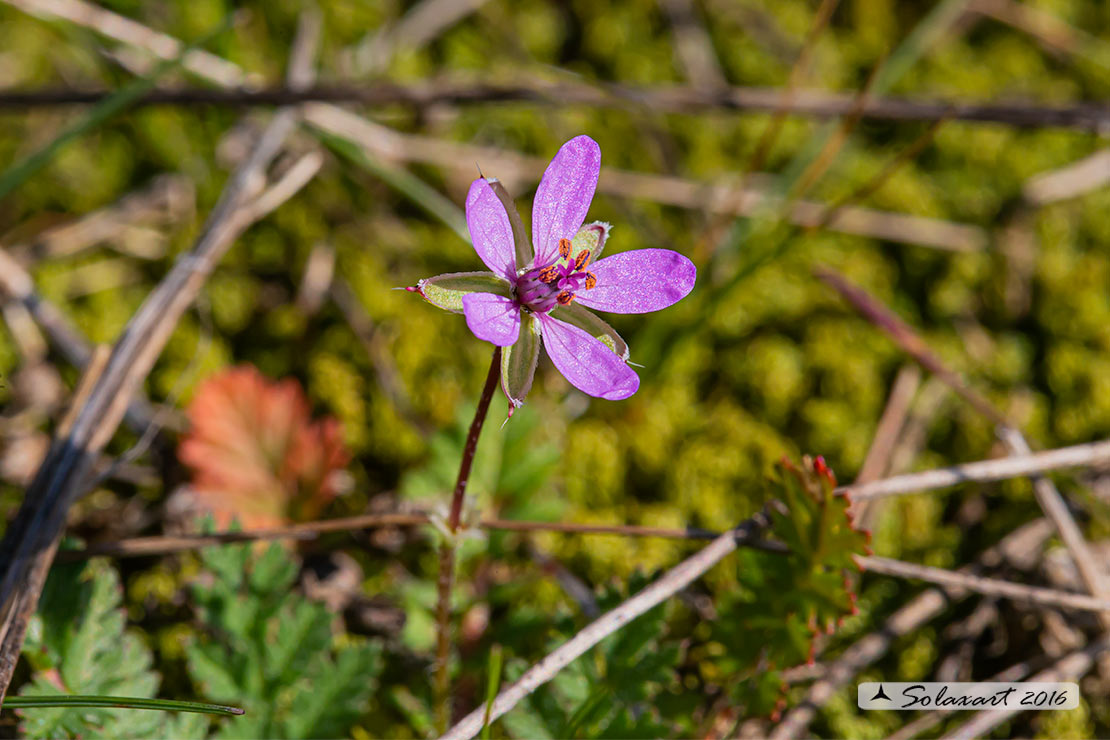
[{"x1": 434, "y1": 346, "x2": 502, "y2": 732}]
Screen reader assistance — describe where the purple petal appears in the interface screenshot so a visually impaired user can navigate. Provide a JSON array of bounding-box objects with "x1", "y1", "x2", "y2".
[
  {"x1": 463, "y1": 293, "x2": 520, "y2": 346},
  {"x1": 575, "y1": 249, "x2": 696, "y2": 314},
  {"x1": 532, "y1": 136, "x2": 601, "y2": 268},
  {"x1": 538, "y1": 314, "x2": 639, "y2": 400},
  {"x1": 466, "y1": 179, "x2": 516, "y2": 280}
]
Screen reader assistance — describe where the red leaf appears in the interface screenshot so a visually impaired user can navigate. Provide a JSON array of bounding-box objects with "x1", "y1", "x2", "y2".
[{"x1": 178, "y1": 365, "x2": 350, "y2": 529}]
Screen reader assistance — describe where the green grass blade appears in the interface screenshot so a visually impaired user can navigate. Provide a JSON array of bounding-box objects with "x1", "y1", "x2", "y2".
[
  {"x1": 0, "y1": 22, "x2": 230, "y2": 202},
  {"x1": 312, "y1": 128, "x2": 470, "y2": 243},
  {"x1": 480, "y1": 644, "x2": 503, "y2": 740},
  {"x1": 3, "y1": 694, "x2": 244, "y2": 716}
]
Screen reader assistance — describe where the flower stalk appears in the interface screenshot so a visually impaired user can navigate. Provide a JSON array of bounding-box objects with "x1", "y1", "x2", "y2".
[{"x1": 434, "y1": 346, "x2": 502, "y2": 732}]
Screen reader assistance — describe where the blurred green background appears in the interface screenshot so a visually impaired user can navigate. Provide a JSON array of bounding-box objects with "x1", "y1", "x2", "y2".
[{"x1": 1, "y1": 0, "x2": 1109, "y2": 737}]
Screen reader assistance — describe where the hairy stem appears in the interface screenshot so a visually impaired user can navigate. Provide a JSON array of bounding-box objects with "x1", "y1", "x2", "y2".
[{"x1": 434, "y1": 347, "x2": 502, "y2": 732}]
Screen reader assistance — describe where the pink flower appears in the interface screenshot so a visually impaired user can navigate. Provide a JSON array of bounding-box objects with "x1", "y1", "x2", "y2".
[{"x1": 411, "y1": 135, "x2": 695, "y2": 409}]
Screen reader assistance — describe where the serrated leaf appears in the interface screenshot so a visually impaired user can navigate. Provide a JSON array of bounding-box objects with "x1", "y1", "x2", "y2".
[
  {"x1": 186, "y1": 541, "x2": 382, "y2": 739},
  {"x1": 416, "y1": 271, "x2": 511, "y2": 313},
  {"x1": 502, "y1": 310, "x2": 541, "y2": 408},
  {"x1": 180, "y1": 367, "x2": 350, "y2": 529},
  {"x1": 18, "y1": 559, "x2": 211, "y2": 740}
]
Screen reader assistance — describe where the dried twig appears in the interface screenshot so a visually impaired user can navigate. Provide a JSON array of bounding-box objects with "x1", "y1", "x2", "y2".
[
  {"x1": 769, "y1": 518, "x2": 1055, "y2": 740},
  {"x1": 439, "y1": 512, "x2": 773, "y2": 740},
  {"x1": 938, "y1": 636, "x2": 1110, "y2": 740},
  {"x1": 1, "y1": 83, "x2": 1108, "y2": 131},
  {"x1": 0, "y1": 10, "x2": 322, "y2": 699},
  {"x1": 816, "y1": 266, "x2": 1110, "y2": 631},
  {"x1": 657, "y1": 0, "x2": 728, "y2": 89},
  {"x1": 843, "y1": 437, "x2": 1110, "y2": 501},
  {"x1": 858, "y1": 555, "x2": 1110, "y2": 614},
  {"x1": 0, "y1": 247, "x2": 176, "y2": 433},
  {"x1": 1022, "y1": 148, "x2": 1110, "y2": 205}
]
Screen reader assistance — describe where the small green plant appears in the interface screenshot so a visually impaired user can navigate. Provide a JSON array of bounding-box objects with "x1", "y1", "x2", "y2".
[
  {"x1": 19, "y1": 558, "x2": 209, "y2": 740},
  {"x1": 185, "y1": 539, "x2": 382, "y2": 739},
  {"x1": 502, "y1": 573, "x2": 685, "y2": 739}
]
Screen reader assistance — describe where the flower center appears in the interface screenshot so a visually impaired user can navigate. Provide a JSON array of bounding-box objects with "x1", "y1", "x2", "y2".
[{"x1": 513, "y1": 238, "x2": 598, "y2": 313}]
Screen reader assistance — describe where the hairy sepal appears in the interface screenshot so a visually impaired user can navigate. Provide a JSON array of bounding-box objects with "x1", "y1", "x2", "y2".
[
  {"x1": 416, "y1": 271, "x2": 511, "y2": 313},
  {"x1": 572, "y1": 221, "x2": 611, "y2": 261},
  {"x1": 501, "y1": 311, "x2": 541, "y2": 409}
]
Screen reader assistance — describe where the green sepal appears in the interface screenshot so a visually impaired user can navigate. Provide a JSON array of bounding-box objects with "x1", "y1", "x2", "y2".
[
  {"x1": 549, "y1": 304, "x2": 629, "y2": 360},
  {"x1": 501, "y1": 311, "x2": 541, "y2": 409},
  {"x1": 487, "y1": 179, "x2": 533, "y2": 272},
  {"x1": 571, "y1": 222, "x2": 611, "y2": 262},
  {"x1": 415, "y1": 271, "x2": 511, "y2": 313}
]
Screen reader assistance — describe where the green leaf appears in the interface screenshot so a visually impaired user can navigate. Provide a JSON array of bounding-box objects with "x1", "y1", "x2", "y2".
[
  {"x1": 481, "y1": 644, "x2": 504, "y2": 740},
  {"x1": 502, "y1": 310, "x2": 541, "y2": 408},
  {"x1": 549, "y1": 304, "x2": 629, "y2": 360},
  {"x1": 4, "y1": 695, "x2": 242, "y2": 716},
  {"x1": 416, "y1": 271, "x2": 511, "y2": 313},
  {"x1": 18, "y1": 559, "x2": 212, "y2": 739},
  {"x1": 186, "y1": 538, "x2": 382, "y2": 739},
  {"x1": 488, "y1": 179, "x2": 533, "y2": 271}
]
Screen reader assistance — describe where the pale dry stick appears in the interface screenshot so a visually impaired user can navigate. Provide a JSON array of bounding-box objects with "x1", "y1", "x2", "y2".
[
  {"x1": 818, "y1": 266, "x2": 1110, "y2": 632},
  {"x1": 439, "y1": 514, "x2": 773, "y2": 740},
  {"x1": 0, "y1": 247, "x2": 172, "y2": 433},
  {"x1": 301, "y1": 112, "x2": 990, "y2": 253},
  {"x1": 886, "y1": 651, "x2": 1043, "y2": 740},
  {"x1": 857, "y1": 555, "x2": 1110, "y2": 614},
  {"x1": 3, "y1": 0, "x2": 251, "y2": 86},
  {"x1": 768, "y1": 518, "x2": 1056, "y2": 740},
  {"x1": 842, "y1": 437, "x2": 1110, "y2": 501},
  {"x1": 968, "y1": 0, "x2": 1110, "y2": 71},
  {"x1": 939, "y1": 636, "x2": 1110, "y2": 740},
  {"x1": 0, "y1": 12, "x2": 322, "y2": 699},
  {"x1": 352, "y1": 0, "x2": 492, "y2": 74},
  {"x1": 0, "y1": 1, "x2": 991, "y2": 252},
  {"x1": 1023, "y1": 148, "x2": 1110, "y2": 206},
  {"x1": 12, "y1": 174, "x2": 193, "y2": 261},
  {"x1": 658, "y1": 0, "x2": 728, "y2": 90},
  {"x1": 848, "y1": 364, "x2": 921, "y2": 522}
]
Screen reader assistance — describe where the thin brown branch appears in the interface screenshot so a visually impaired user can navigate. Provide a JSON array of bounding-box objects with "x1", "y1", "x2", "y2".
[
  {"x1": 440, "y1": 511, "x2": 774, "y2": 740},
  {"x1": 849, "y1": 364, "x2": 920, "y2": 522},
  {"x1": 858, "y1": 555, "x2": 1110, "y2": 613},
  {"x1": 0, "y1": 83, "x2": 1106, "y2": 131},
  {"x1": 435, "y1": 347, "x2": 501, "y2": 732},
  {"x1": 814, "y1": 267, "x2": 1008, "y2": 426}
]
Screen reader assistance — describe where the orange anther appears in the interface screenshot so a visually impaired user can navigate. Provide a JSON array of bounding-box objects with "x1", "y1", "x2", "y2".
[
  {"x1": 556, "y1": 291, "x2": 576, "y2": 305},
  {"x1": 558, "y1": 238, "x2": 572, "y2": 259},
  {"x1": 584, "y1": 272, "x2": 597, "y2": 290},
  {"x1": 574, "y1": 249, "x2": 591, "y2": 270}
]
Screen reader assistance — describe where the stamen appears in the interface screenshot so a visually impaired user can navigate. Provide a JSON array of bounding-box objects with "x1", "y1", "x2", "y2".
[
  {"x1": 558, "y1": 238, "x2": 572, "y2": 259},
  {"x1": 556, "y1": 291, "x2": 576, "y2": 305},
  {"x1": 584, "y1": 272, "x2": 597, "y2": 290},
  {"x1": 537, "y1": 265, "x2": 560, "y2": 283},
  {"x1": 574, "y1": 250, "x2": 591, "y2": 271}
]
